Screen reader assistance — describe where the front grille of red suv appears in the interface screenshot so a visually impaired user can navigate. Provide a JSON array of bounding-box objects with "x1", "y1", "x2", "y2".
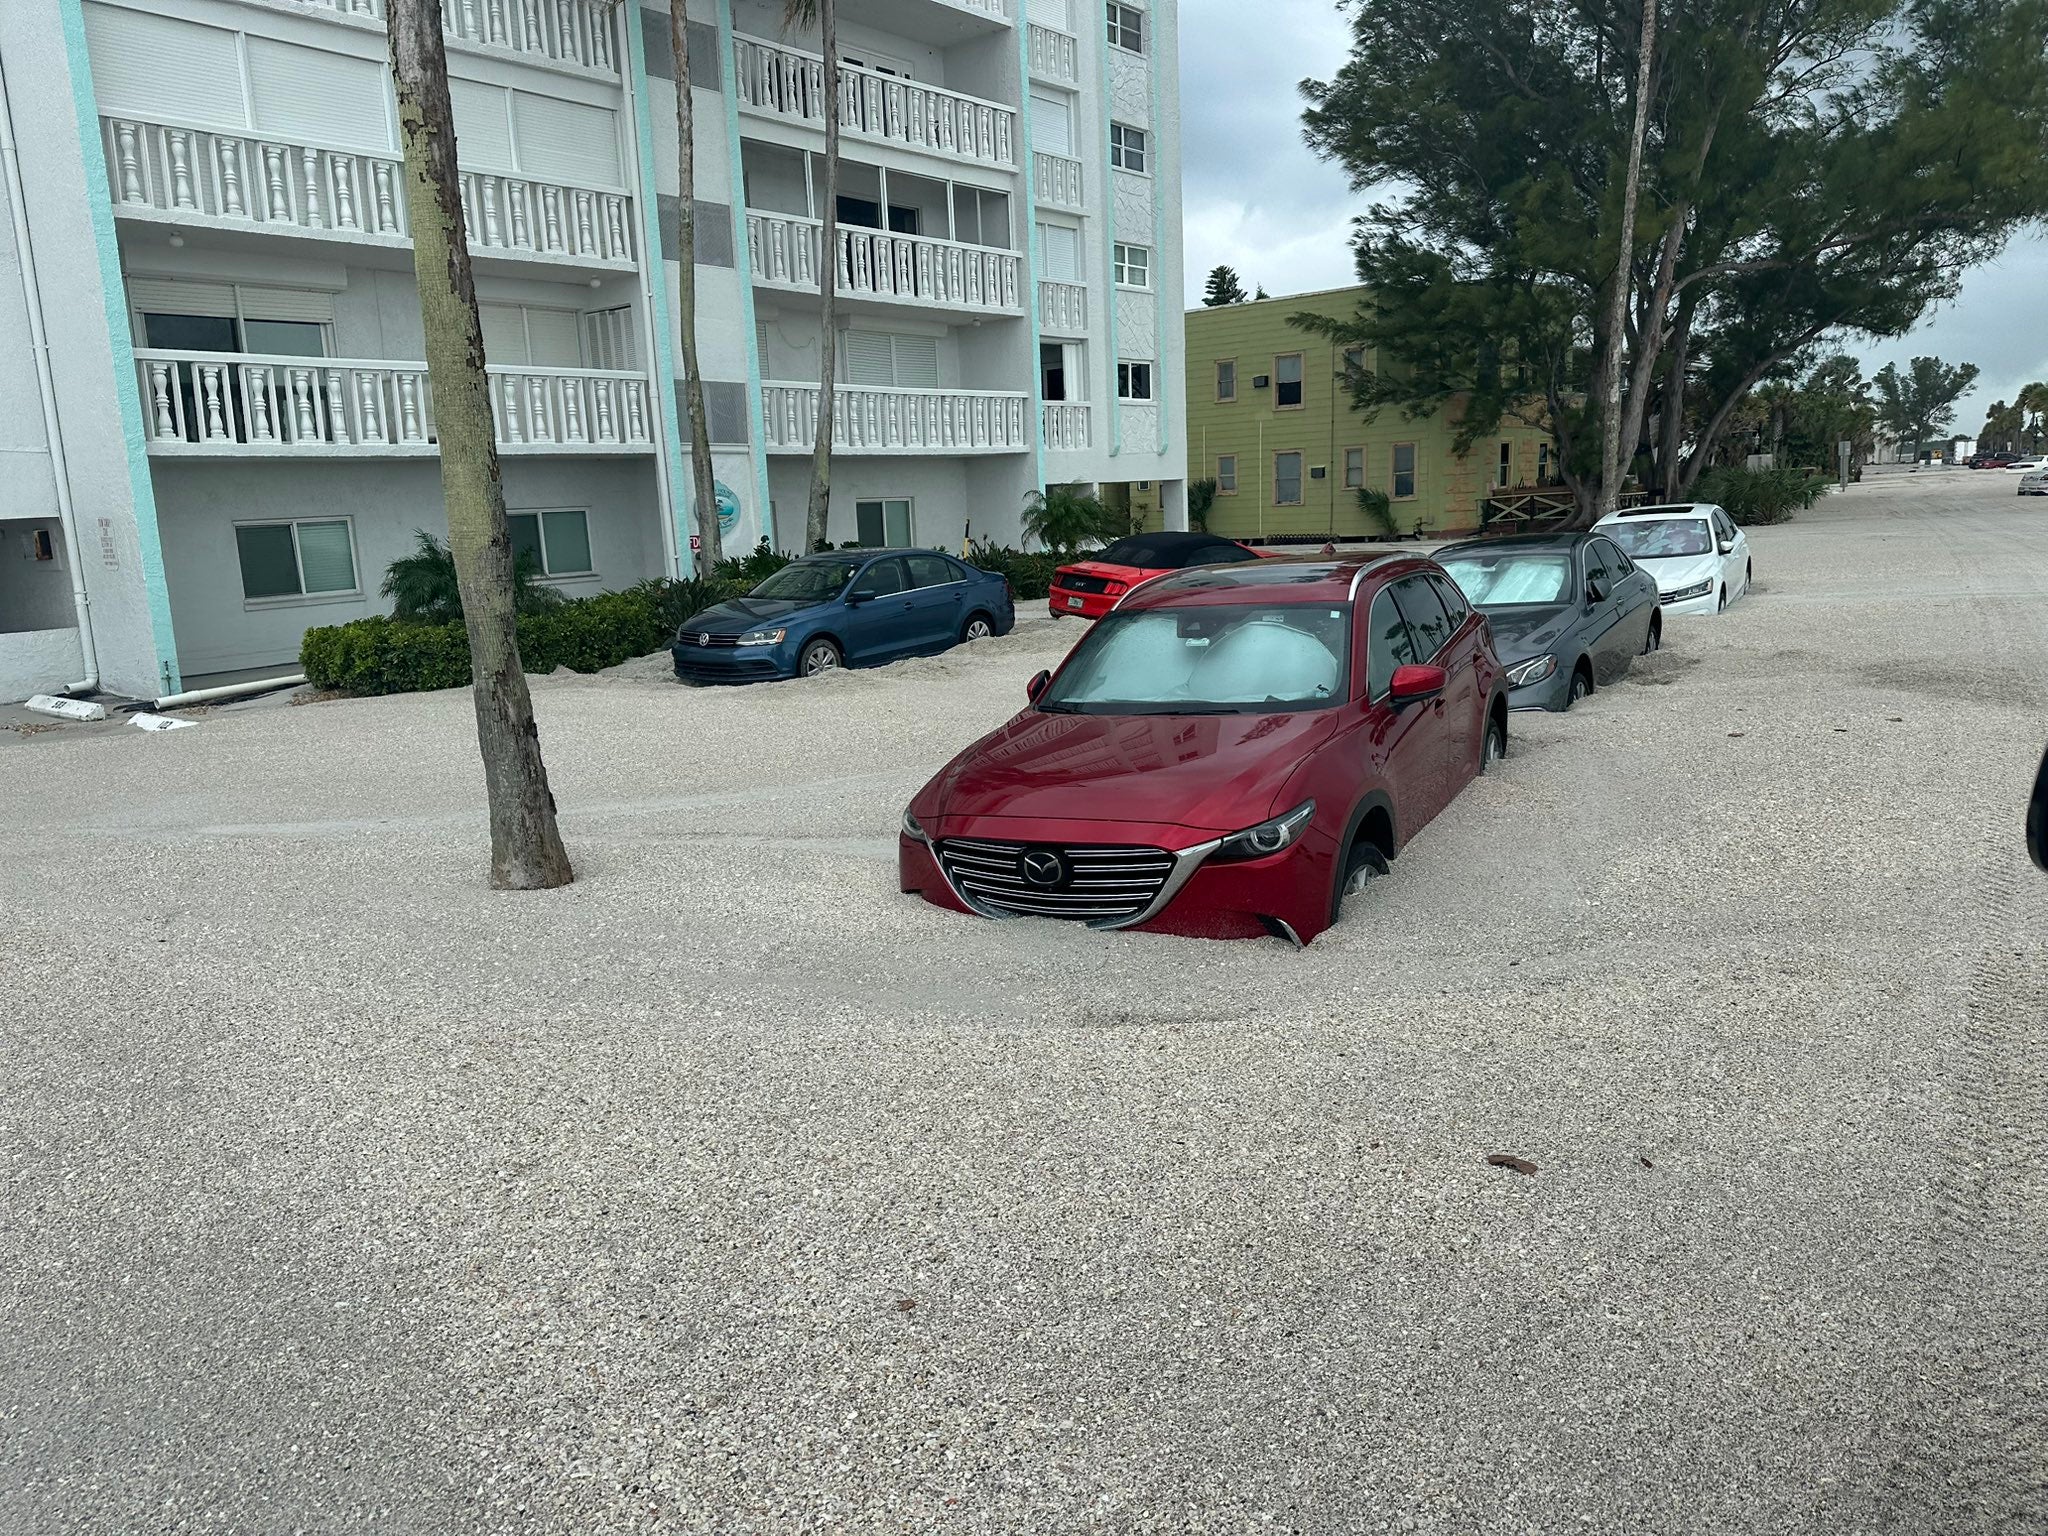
[{"x1": 937, "y1": 838, "x2": 1175, "y2": 923}]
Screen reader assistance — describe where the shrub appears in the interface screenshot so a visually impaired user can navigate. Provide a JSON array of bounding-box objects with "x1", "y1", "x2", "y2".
[
  {"x1": 1355, "y1": 487, "x2": 1397, "y2": 536},
  {"x1": 962, "y1": 540, "x2": 1061, "y2": 599},
  {"x1": 1695, "y1": 466, "x2": 1832, "y2": 525},
  {"x1": 1020, "y1": 484, "x2": 1121, "y2": 557},
  {"x1": 1188, "y1": 478, "x2": 1218, "y2": 533},
  {"x1": 381, "y1": 530, "x2": 562, "y2": 624},
  {"x1": 713, "y1": 537, "x2": 791, "y2": 586}
]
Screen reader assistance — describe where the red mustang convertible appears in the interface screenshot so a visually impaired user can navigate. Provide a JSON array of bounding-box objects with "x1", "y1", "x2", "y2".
[
  {"x1": 900, "y1": 554, "x2": 1507, "y2": 945},
  {"x1": 1047, "y1": 531, "x2": 1266, "y2": 620}
]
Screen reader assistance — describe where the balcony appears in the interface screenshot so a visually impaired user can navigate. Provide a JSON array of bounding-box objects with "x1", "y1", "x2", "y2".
[
  {"x1": 747, "y1": 211, "x2": 1021, "y2": 315},
  {"x1": 134, "y1": 349, "x2": 655, "y2": 456},
  {"x1": 733, "y1": 34, "x2": 1017, "y2": 171},
  {"x1": 102, "y1": 116, "x2": 636, "y2": 270},
  {"x1": 1032, "y1": 151, "x2": 1084, "y2": 211},
  {"x1": 103, "y1": 116, "x2": 635, "y2": 269},
  {"x1": 286, "y1": 0, "x2": 617, "y2": 74},
  {"x1": 1041, "y1": 402, "x2": 1090, "y2": 451},
  {"x1": 1027, "y1": 24, "x2": 1080, "y2": 86},
  {"x1": 1038, "y1": 279, "x2": 1086, "y2": 334},
  {"x1": 761, "y1": 383, "x2": 1030, "y2": 454}
]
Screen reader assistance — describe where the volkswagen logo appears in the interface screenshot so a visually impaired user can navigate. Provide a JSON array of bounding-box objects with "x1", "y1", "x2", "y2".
[
  {"x1": 697, "y1": 632, "x2": 711, "y2": 646},
  {"x1": 1019, "y1": 850, "x2": 1066, "y2": 888}
]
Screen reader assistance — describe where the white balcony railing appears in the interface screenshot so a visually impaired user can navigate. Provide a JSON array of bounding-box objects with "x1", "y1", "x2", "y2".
[
  {"x1": 937, "y1": 0, "x2": 1012, "y2": 19},
  {"x1": 1033, "y1": 151, "x2": 1084, "y2": 210},
  {"x1": 102, "y1": 116, "x2": 636, "y2": 266},
  {"x1": 1041, "y1": 401, "x2": 1090, "y2": 451},
  {"x1": 287, "y1": 0, "x2": 617, "y2": 73},
  {"x1": 134, "y1": 349, "x2": 654, "y2": 455},
  {"x1": 733, "y1": 34, "x2": 1016, "y2": 169},
  {"x1": 1038, "y1": 278, "x2": 1086, "y2": 333},
  {"x1": 761, "y1": 382, "x2": 1030, "y2": 455},
  {"x1": 747, "y1": 211, "x2": 1022, "y2": 313},
  {"x1": 1027, "y1": 24, "x2": 1079, "y2": 85}
]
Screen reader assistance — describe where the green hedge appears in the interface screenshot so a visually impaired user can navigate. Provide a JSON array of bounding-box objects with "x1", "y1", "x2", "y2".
[
  {"x1": 302, "y1": 538, "x2": 1057, "y2": 695},
  {"x1": 1695, "y1": 466, "x2": 1833, "y2": 526}
]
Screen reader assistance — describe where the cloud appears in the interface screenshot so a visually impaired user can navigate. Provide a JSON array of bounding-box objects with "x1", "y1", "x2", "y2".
[{"x1": 1849, "y1": 242, "x2": 2048, "y2": 432}]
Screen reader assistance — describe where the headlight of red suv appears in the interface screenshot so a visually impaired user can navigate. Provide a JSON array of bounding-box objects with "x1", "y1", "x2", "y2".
[{"x1": 1213, "y1": 801, "x2": 1316, "y2": 861}]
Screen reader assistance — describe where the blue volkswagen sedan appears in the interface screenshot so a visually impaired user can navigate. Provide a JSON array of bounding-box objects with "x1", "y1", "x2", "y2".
[{"x1": 671, "y1": 548, "x2": 1016, "y2": 684}]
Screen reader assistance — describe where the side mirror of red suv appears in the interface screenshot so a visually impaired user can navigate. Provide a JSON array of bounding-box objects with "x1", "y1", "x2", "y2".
[
  {"x1": 1389, "y1": 663, "x2": 1447, "y2": 704},
  {"x1": 1027, "y1": 669, "x2": 1051, "y2": 703}
]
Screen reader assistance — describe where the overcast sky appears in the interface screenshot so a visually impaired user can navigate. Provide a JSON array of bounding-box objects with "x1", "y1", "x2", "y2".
[{"x1": 1176, "y1": 0, "x2": 2048, "y2": 434}]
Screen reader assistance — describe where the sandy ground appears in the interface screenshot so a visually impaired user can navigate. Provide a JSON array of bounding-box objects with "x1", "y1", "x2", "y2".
[{"x1": 3, "y1": 470, "x2": 2045, "y2": 1534}]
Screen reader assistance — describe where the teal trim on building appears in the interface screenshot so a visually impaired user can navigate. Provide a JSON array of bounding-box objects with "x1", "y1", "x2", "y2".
[
  {"x1": 623, "y1": 3, "x2": 696, "y2": 575},
  {"x1": 717, "y1": 0, "x2": 774, "y2": 549},
  {"x1": 1015, "y1": 19, "x2": 1046, "y2": 500},
  {"x1": 1144, "y1": 27, "x2": 1169, "y2": 459},
  {"x1": 1095, "y1": 18, "x2": 1121, "y2": 457},
  {"x1": 60, "y1": 0, "x2": 181, "y2": 692}
]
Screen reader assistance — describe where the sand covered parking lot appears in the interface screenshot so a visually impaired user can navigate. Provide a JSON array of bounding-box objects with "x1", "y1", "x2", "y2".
[{"x1": 4, "y1": 469, "x2": 2046, "y2": 1533}]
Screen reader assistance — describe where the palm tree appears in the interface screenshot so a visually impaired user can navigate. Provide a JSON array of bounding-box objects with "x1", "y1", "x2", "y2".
[
  {"x1": 783, "y1": 0, "x2": 839, "y2": 551},
  {"x1": 2018, "y1": 381, "x2": 2048, "y2": 453},
  {"x1": 381, "y1": 530, "x2": 561, "y2": 623},
  {"x1": 669, "y1": 3, "x2": 722, "y2": 565},
  {"x1": 386, "y1": 0, "x2": 572, "y2": 889},
  {"x1": 1021, "y1": 485, "x2": 1119, "y2": 559}
]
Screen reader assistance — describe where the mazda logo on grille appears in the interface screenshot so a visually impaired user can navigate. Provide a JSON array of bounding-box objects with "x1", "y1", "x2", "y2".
[{"x1": 1019, "y1": 850, "x2": 1066, "y2": 888}]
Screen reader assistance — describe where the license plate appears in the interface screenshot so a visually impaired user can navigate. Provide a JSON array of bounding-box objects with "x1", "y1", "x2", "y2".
[{"x1": 1066, "y1": 596, "x2": 1085, "y2": 610}]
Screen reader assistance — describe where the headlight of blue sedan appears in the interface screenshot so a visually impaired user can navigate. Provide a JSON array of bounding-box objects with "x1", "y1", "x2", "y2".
[{"x1": 737, "y1": 628, "x2": 787, "y2": 646}]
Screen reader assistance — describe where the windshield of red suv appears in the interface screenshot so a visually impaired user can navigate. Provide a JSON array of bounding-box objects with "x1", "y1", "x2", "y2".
[
  {"x1": 1038, "y1": 604, "x2": 1351, "y2": 714},
  {"x1": 1605, "y1": 519, "x2": 1713, "y2": 559}
]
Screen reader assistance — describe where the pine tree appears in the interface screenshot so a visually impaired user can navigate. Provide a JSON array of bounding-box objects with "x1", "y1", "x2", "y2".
[{"x1": 1202, "y1": 265, "x2": 1249, "y2": 306}]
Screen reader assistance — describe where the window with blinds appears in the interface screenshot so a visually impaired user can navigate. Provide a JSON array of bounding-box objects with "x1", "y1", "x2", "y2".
[{"x1": 843, "y1": 332, "x2": 939, "y2": 390}]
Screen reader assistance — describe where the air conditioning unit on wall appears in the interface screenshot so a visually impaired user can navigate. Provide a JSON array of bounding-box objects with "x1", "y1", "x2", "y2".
[
  {"x1": 1309, "y1": 466, "x2": 1327, "y2": 480},
  {"x1": 1252, "y1": 374, "x2": 1271, "y2": 389}
]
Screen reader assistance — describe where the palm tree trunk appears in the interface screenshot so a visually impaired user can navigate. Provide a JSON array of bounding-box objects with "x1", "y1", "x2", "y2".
[
  {"x1": 387, "y1": 0, "x2": 572, "y2": 890},
  {"x1": 670, "y1": 4, "x2": 722, "y2": 567},
  {"x1": 803, "y1": 0, "x2": 839, "y2": 553},
  {"x1": 1591, "y1": 0, "x2": 1657, "y2": 525}
]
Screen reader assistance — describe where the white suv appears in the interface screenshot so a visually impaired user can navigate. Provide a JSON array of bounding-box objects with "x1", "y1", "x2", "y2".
[{"x1": 1593, "y1": 503, "x2": 1753, "y2": 615}]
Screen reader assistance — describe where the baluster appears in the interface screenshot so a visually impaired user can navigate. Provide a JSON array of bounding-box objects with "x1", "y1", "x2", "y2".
[
  {"x1": 398, "y1": 372, "x2": 424, "y2": 441},
  {"x1": 541, "y1": 186, "x2": 563, "y2": 252},
  {"x1": 487, "y1": 0, "x2": 509, "y2": 46},
  {"x1": 355, "y1": 371, "x2": 386, "y2": 443},
  {"x1": 216, "y1": 139, "x2": 246, "y2": 217},
  {"x1": 625, "y1": 381, "x2": 645, "y2": 442},
  {"x1": 291, "y1": 368, "x2": 319, "y2": 440},
  {"x1": 525, "y1": 375, "x2": 551, "y2": 442},
  {"x1": 350, "y1": 0, "x2": 375, "y2": 13},
  {"x1": 479, "y1": 178, "x2": 503, "y2": 246},
  {"x1": 263, "y1": 144, "x2": 292, "y2": 221},
  {"x1": 574, "y1": 192, "x2": 595, "y2": 253},
  {"x1": 246, "y1": 365, "x2": 274, "y2": 443},
  {"x1": 499, "y1": 375, "x2": 523, "y2": 443},
  {"x1": 300, "y1": 147, "x2": 325, "y2": 227},
  {"x1": 198, "y1": 364, "x2": 229, "y2": 441},
  {"x1": 553, "y1": 0, "x2": 574, "y2": 60},
  {"x1": 590, "y1": 1, "x2": 613, "y2": 69},
  {"x1": 520, "y1": 0, "x2": 542, "y2": 51},
  {"x1": 508, "y1": 181, "x2": 530, "y2": 249},
  {"x1": 331, "y1": 155, "x2": 359, "y2": 230},
  {"x1": 593, "y1": 379, "x2": 615, "y2": 442},
  {"x1": 561, "y1": 379, "x2": 585, "y2": 443},
  {"x1": 604, "y1": 196, "x2": 627, "y2": 259},
  {"x1": 113, "y1": 121, "x2": 147, "y2": 204},
  {"x1": 323, "y1": 368, "x2": 348, "y2": 442},
  {"x1": 456, "y1": 0, "x2": 479, "y2": 39},
  {"x1": 459, "y1": 175, "x2": 479, "y2": 238},
  {"x1": 166, "y1": 130, "x2": 197, "y2": 210},
  {"x1": 373, "y1": 161, "x2": 399, "y2": 233},
  {"x1": 147, "y1": 361, "x2": 176, "y2": 439}
]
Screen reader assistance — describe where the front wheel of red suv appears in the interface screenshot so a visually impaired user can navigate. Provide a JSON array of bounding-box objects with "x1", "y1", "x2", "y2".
[{"x1": 1479, "y1": 715, "x2": 1506, "y2": 773}]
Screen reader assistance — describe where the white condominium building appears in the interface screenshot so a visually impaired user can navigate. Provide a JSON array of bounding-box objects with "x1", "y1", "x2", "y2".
[{"x1": 0, "y1": 0, "x2": 1186, "y2": 699}]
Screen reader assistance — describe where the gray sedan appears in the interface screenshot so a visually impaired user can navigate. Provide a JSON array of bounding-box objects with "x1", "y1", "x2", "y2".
[{"x1": 1436, "y1": 532, "x2": 1663, "y2": 710}]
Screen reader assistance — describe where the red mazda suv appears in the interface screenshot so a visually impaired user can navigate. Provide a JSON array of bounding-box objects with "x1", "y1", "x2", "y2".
[{"x1": 899, "y1": 554, "x2": 1508, "y2": 945}]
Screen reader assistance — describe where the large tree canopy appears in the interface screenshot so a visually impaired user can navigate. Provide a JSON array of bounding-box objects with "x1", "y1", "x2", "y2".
[{"x1": 1297, "y1": 0, "x2": 2048, "y2": 520}]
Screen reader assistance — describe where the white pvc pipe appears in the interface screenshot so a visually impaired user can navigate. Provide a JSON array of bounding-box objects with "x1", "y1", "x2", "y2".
[
  {"x1": 148, "y1": 673, "x2": 306, "y2": 711},
  {"x1": 0, "y1": 50, "x2": 98, "y2": 695}
]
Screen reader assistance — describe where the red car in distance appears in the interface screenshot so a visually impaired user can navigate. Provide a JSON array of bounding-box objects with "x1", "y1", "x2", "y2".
[
  {"x1": 901, "y1": 553, "x2": 1508, "y2": 945},
  {"x1": 1048, "y1": 531, "x2": 1267, "y2": 620}
]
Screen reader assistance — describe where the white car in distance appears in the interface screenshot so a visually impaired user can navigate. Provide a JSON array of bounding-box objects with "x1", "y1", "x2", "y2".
[
  {"x1": 2017, "y1": 464, "x2": 2048, "y2": 496},
  {"x1": 1593, "y1": 503, "x2": 1752, "y2": 615}
]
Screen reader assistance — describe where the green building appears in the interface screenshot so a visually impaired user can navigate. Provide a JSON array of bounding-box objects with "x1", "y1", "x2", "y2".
[{"x1": 1182, "y1": 287, "x2": 1554, "y2": 540}]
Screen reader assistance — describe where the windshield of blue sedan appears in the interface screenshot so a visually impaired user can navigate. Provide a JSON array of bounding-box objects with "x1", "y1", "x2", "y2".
[
  {"x1": 750, "y1": 560, "x2": 861, "y2": 601},
  {"x1": 1038, "y1": 604, "x2": 1350, "y2": 714},
  {"x1": 1606, "y1": 519, "x2": 1712, "y2": 559},
  {"x1": 1439, "y1": 551, "x2": 1572, "y2": 606}
]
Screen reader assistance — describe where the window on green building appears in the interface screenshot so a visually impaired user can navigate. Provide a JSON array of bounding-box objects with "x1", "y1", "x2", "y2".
[
  {"x1": 1392, "y1": 442, "x2": 1418, "y2": 500},
  {"x1": 1274, "y1": 451, "x2": 1303, "y2": 505}
]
